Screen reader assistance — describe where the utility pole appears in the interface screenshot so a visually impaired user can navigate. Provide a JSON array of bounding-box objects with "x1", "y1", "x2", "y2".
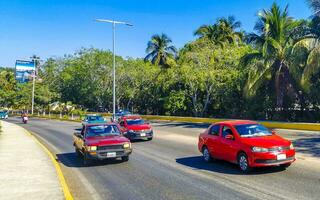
[
  {"x1": 95, "y1": 19, "x2": 133, "y2": 117},
  {"x1": 30, "y1": 56, "x2": 40, "y2": 115}
]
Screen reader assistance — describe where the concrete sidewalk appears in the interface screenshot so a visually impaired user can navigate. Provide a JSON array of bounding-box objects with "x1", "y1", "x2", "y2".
[{"x1": 0, "y1": 120, "x2": 64, "y2": 200}]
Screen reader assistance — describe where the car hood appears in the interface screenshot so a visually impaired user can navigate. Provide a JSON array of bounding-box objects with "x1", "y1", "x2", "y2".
[
  {"x1": 126, "y1": 124, "x2": 151, "y2": 131},
  {"x1": 240, "y1": 134, "x2": 291, "y2": 148},
  {"x1": 85, "y1": 135, "x2": 129, "y2": 146}
]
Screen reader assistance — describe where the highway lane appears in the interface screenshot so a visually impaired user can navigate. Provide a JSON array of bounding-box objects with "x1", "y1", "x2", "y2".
[{"x1": 7, "y1": 117, "x2": 320, "y2": 200}]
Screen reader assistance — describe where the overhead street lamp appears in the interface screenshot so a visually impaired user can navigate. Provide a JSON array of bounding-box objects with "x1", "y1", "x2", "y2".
[{"x1": 95, "y1": 19, "x2": 133, "y2": 117}]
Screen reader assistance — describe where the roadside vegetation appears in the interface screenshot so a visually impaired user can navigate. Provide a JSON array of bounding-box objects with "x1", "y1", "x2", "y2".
[{"x1": 1, "y1": 1, "x2": 320, "y2": 122}]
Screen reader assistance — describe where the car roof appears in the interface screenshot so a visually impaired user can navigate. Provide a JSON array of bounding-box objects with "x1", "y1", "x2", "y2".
[
  {"x1": 86, "y1": 114, "x2": 102, "y2": 117},
  {"x1": 86, "y1": 122, "x2": 117, "y2": 127},
  {"x1": 215, "y1": 120, "x2": 258, "y2": 126},
  {"x1": 122, "y1": 115, "x2": 141, "y2": 120}
]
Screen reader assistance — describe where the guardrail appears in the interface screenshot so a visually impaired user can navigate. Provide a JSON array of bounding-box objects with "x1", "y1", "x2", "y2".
[{"x1": 23, "y1": 112, "x2": 320, "y2": 131}]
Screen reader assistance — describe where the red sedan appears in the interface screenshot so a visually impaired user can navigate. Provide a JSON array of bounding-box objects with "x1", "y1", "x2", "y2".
[{"x1": 198, "y1": 120, "x2": 295, "y2": 172}]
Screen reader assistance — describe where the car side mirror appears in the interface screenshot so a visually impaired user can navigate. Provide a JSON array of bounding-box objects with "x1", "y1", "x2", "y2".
[
  {"x1": 225, "y1": 134, "x2": 234, "y2": 140},
  {"x1": 74, "y1": 132, "x2": 82, "y2": 138}
]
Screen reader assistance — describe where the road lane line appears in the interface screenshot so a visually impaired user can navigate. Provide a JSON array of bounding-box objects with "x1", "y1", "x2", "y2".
[{"x1": 24, "y1": 129, "x2": 74, "y2": 200}]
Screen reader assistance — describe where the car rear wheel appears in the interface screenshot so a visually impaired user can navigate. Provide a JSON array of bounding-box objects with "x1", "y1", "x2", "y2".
[
  {"x1": 238, "y1": 152, "x2": 251, "y2": 173},
  {"x1": 202, "y1": 146, "x2": 212, "y2": 162},
  {"x1": 122, "y1": 156, "x2": 129, "y2": 162}
]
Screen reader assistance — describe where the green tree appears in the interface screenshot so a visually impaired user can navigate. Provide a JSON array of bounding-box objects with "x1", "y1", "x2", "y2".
[
  {"x1": 194, "y1": 16, "x2": 243, "y2": 47},
  {"x1": 307, "y1": 0, "x2": 320, "y2": 16},
  {"x1": 144, "y1": 33, "x2": 177, "y2": 68},
  {"x1": 242, "y1": 3, "x2": 305, "y2": 107}
]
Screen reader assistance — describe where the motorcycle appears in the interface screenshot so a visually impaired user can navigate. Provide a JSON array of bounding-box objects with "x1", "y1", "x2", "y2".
[{"x1": 22, "y1": 116, "x2": 28, "y2": 124}]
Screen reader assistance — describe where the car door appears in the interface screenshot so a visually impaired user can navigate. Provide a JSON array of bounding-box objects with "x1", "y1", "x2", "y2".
[
  {"x1": 119, "y1": 120, "x2": 127, "y2": 133},
  {"x1": 220, "y1": 125, "x2": 238, "y2": 162},
  {"x1": 206, "y1": 125, "x2": 223, "y2": 159},
  {"x1": 76, "y1": 126, "x2": 85, "y2": 151}
]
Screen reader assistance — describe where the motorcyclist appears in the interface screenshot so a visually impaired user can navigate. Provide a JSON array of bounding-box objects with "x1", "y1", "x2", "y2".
[{"x1": 21, "y1": 112, "x2": 28, "y2": 123}]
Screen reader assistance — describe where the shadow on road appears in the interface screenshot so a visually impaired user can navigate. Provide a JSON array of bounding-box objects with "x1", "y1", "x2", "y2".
[
  {"x1": 293, "y1": 136, "x2": 320, "y2": 158},
  {"x1": 176, "y1": 156, "x2": 286, "y2": 175},
  {"x1": 56, "y1": 152, "x2": 124, "y2": 168}
]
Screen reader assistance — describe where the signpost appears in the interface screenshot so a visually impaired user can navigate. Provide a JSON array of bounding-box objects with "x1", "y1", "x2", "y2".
[{"x1": 15, "y1": 60, "x2": 37, "y2": 114}]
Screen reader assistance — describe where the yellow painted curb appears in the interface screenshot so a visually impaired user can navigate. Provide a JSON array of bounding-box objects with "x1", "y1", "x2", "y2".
[{"x1": 24, "y1": 130, "x2": 74, "y2": 200}]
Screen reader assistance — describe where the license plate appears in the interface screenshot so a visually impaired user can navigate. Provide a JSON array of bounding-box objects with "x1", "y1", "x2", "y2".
[
  {"x1": 140, "y1": 133, "x2": 146, "y2": 137},
  {"x1": 277, "y1": 154, "x2": 286, "y2": 160},
  {"x1": 106, "y1": 152, "x2": 116, "y2": 158}
]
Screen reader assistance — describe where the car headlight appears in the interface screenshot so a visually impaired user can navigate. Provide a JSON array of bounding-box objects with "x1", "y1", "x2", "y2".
[
  {"x1": 289, "y1": 143, "x2": 294, "y2": 150},
  {"x1": 123, "y1": 142, "x2": 131, "y2": 149},
  {"x1": 88, "y1": 146, "x2": 97, "y2": 151},
  {"x1": 251, "y1": 147, "x2": 268, "y2": 152}
]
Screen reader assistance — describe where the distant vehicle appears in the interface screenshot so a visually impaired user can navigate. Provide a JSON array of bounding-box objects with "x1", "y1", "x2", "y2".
[
  {"x1": 73, "y1": 123, "x2": 132, "y2": 165},
  {"x1": 118, "y1": 115, "x2": 153, "y2": 141},
  {"x1": 0, "y1": 111, "x2": 8, "y2": 119},
  {"x1": 112, "y1": 110, "x2": 132, "y2": 122},
  {"x1": 22, "y1": 116, "x2": 28, "y2": 124},
  {"x1": 82, "y1": 114, "x2": 106, "y2": 126},
  {"x1": 198, "y1": 120, "x2": 295, "y2": 173}
]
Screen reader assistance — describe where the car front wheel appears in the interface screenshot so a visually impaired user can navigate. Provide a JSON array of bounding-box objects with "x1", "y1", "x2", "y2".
[
  {"x1": 238, "y1": 152, "x2": 251, "y2": 173},
  {"x1": 122, "y1": 156, "x2": 129, "y2": 162}
]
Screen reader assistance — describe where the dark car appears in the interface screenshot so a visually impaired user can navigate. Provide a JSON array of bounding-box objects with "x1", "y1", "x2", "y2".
[
  {"x1": 82, "y1": 114, "x2": 106, "y2": 126},
  {"x1": 73, "y1": 123, "x2": 132, "y2": 165},
  {"x1": 0, "y1": 110, "x2": 8, "y2": 119}
]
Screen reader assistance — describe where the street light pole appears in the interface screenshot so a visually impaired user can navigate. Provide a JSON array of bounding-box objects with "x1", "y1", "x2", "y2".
[
  {"x1": 112, "y1": 21, "x2": 116, "y2": 118},
  {"x1": 95, "y1": 19, "x2": 133, "y2": 117},
  {"x1": 30, "y1": 56, "x2": 40, "y2": 115}
]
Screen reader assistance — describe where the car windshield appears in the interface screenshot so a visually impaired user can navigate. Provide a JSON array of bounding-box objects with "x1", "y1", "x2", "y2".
[
  {"x1": 126, "y1": 118, "x2": 145, "y2": 125},
  {"x1": 235, "y1": 124, "x2": 272, "y2": 137},
  {"x1": 86, "y1": 125, "x2": 120, "y2": 137},
  {"x1": 87, "y1": 116, "x2": 104, "y2": 121}
]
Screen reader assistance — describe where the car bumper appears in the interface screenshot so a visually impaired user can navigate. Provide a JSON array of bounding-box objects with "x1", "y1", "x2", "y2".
[
  {"x1": 126, "y1": 131, "x2": 153, "y2": 140},
  {"x1": 249, "y1": 149, "x2": 296, "y2": 167},
  {"x1": 86, "y1": 149, "x2": 132, "y2": 160}
]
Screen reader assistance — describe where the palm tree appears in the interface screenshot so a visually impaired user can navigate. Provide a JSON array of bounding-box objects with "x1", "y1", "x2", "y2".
[
  {"x1": 307, "y1": 0, "x2": 320, "y2": 16},
  {"x1": 144, "y1": 34, "x2": 177, "y2": 68},
  {"x1": 242, "y1": 3, "x2": 304, "y2": 107},
  {"x1": 194, "y1": 15, "x2": 243, "y2": 46}
]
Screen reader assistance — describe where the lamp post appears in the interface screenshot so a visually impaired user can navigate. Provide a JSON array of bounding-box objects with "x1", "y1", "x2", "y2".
[
  {"x1": 95, "y1": 19, "x2": 133, "y2": 117},
  {"x1": 30, "y1": 56, "x2": 40, "y2": 115}
]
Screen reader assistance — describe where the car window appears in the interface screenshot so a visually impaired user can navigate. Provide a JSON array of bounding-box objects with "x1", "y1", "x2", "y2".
[
  {"x1": 235, "y1": 124, "x2": 272, "y2": 137},
  {"x1": 86, "y1": 125, "x2": 120, "y2": 137},
  {"x1": 222, "y1": 126, "x2": 233, "y2": 138},
  {"x1": 209, "y1": 125, "x2": 220, "y2": 136},
  {"x1": 126, "y1": 119, "x2": 145, "y2": 125},
  {"x1": 119, "y1": 121, "x2": 125, "y2": 126}
]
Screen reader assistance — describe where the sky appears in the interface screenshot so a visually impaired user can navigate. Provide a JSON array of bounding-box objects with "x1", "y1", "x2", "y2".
[{"x1": 0, "y1": 0, "x2": 312, "y2": 67}]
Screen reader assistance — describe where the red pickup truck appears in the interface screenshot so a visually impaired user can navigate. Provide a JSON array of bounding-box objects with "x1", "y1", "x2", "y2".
[
  {"x1": 73, "y1": 123, "x2": 132, "y2": 165},
  {"x1": 118, "y1": 116, "x2": 153, "y2": 141}
]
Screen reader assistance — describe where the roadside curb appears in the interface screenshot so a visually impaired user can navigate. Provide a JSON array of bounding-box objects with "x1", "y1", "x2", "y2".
[{"x1": 23, "y1": 128, "x2": 74, "y2": 200}]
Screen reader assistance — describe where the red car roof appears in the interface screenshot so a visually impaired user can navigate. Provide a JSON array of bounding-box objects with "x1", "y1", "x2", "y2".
[
  {"x1": 122, "y1": 115, "x2": 142, "y2": 120},
  {"x1": 216, "y1": 120, "x2": 258, "y2": 126}
]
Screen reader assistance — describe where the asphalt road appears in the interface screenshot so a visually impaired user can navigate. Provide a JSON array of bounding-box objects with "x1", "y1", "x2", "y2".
[{"x1": 7, "y1": 117, "x2": 320, "y2": 200}]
